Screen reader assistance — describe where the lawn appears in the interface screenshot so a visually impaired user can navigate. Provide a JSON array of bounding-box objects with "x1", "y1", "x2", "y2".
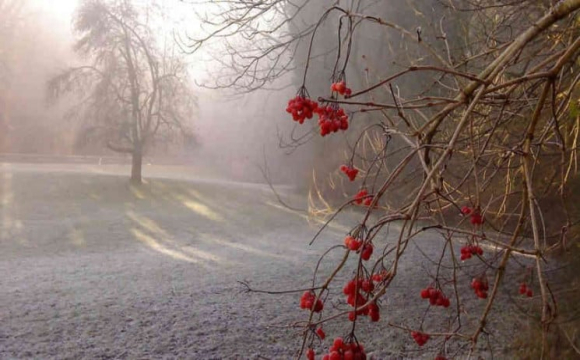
[{"x1": 0, "y1": 163, "x2": 523, "y2": 359}]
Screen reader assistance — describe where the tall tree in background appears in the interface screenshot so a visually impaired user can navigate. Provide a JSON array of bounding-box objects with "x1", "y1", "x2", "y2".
[{"x1": 49, "y1": 0, "x2": 195, "y2": 184}]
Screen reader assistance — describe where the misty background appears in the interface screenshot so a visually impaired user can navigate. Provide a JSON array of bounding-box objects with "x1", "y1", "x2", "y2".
[
  {"x1": 0, "y1": 0, "x2": 449, "y2": 191},
  {"x1": 1, "y1": 0, "x2": 299, "y2": 185}
]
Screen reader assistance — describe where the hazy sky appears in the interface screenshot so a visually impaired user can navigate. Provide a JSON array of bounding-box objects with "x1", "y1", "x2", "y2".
[
  {"x1": 26, "y1": 0, "x2": 214, "y2": 81},
  {"x1": 30, "y1": 0, "x2": 78, "y2": 21}
]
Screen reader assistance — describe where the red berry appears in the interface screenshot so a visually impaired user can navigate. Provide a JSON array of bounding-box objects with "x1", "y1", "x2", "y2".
[
  {"x1": 307, "y1": 348, "x2": 315, "y2": 360},
  {"x1": 442, "y1": 297, "x2": 450, "y2": 308},
  {"x1": 354, "y1": 189, "x2": 368, "y2": 204},
  {"x1": 361, "y1": 244, "x2": 373, "y2": 261},
  {"x1": 346, "y1": 294, "x2": 355, "y2": 306},
  {"x1": 348, "y1": 311, "x2": 357, "y2": 321},
  {"x1": 344, "y1": 235, "x2": 353, "y2": 248},
  {"x1": 428, "y1": 288, "x2": 437, "y2": 299},
  {"x1": 333, "y1": 338, "x2": 344, "y2": 349},
  {"x1": 429, "y1": 296, "x2": 437, "y2": 305},
  {"x1": 411, "y1": 331, "x2": 429, "y2": 346},
  {"x1": 348, "y1": 168, "x2": 359, "y2": 181},
  {"x1": 316, "y1": 327, "x2": 326, "y2": 340},
  {"x1": 471, "y1": 213, "x2": 484, "y2": 225},
  {"x1": 526, "y1": 289, "x2": 533, "y2": 297},
  {"x1": 420, "y1": 288, "x2": 430, "y2": 299},
  {"x1": 348, "y1": 238, "x2": 362, "y2": 251},
  {"x1": 367, "y1": 302, "x2": 379, "y2": 313},
  {"x1": 461, "y1": 206, "x2": 472, "y2": 215},
  {"x1": 361, "y1": 280, "x2": 374, "y2": 293},
  {"x1": 344, "y1": 280, "x2": 356, "y2": 295},
  {"x1": 329, "y1": 351, "x2": 341, "y2": 360},
  {"x1": 300, "y1": 291, "x2": 315, "y2": 309},
  {"x1": 372, "y1": 270, "x2": 390, "y2": 282},
  {"x1": 333, "y1": 81, "x2": 346, "y2": 94},
  {"x1": 313, "y1": 299, "x2": 324, "y2": 312},
  {"x1": 471, "y1": 278, "x2": 489, "y2": 299}
]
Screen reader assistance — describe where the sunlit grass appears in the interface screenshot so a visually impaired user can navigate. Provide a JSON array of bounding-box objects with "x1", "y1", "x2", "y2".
[
  {"x1": 176, "y1": 196, "x2": 224, "y2": 222},
  {"x1": 195, "y1": 231, "x2": 290, "y2": 261},
  {"x1": 129, "y1": 184, "x2": 148, "y2": 199},
  {"x1": 265, "y1": 200, "x2": 352, "y2": 233},
  {"x1": 130, "y1": 228, "x2": 201, "y2": 264},
  {"x1": 126, "y1": 211, "x2": 173, "y2": 241},
  {"x1": 0, "y1": 167, "x2": 28, "y2": 245},
  {"x1": 68, "y1": 227, "x2": 85, "y2": 247},
  {"x1": 127, "y1": 210, "x2": 222, "y2": 265}
]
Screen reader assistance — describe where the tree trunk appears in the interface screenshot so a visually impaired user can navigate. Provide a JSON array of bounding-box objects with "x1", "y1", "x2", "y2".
[{"x1": 130, "y1": 146, "x2": 143, "y2": 184}]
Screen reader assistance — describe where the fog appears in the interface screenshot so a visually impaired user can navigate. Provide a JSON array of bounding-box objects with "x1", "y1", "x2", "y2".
[
  {"x1": 0, "y1": 0, "x2": 462, "y2": 236},
  {"x1": 0, "y1": 0, "x2": 321, "y2": 188},
  {"x1": 1, "y1": 0, "x2": 432, "y2": 190}
]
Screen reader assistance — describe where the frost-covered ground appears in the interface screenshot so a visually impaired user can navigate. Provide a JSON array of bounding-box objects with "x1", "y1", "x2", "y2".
[{"x1": 0, "y1": 163, "x2": 528, "y2": 359}]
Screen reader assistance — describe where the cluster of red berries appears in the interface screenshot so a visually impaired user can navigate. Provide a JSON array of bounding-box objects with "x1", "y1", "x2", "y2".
[
  {"x1": 460, "y1": 244, "x2": 483, "y2": 260},
  {"x1": 411, "y1": 331, "x2": 430, "y2": 346},
  {"x1": 331, "y1": 81, "x2": 352, "y2": 97},
  {"x1": 317, "y1": 105, "x2": 349, "y2": 136},
  {"x1": 519, "y1": 282, "x2": 533, "y2": 297},
  {"x1": 300, "y1": 291, "x2": 324, "y2": 312},
  {"x1": 420, "y1": 286, "x2": 451, "y2": 308},
  {"x1": 471, "y1": 278, "x2": 489, "y2": 299},
  {"x1": 461, "y1": 206, "x2": 484, "y2": 225},
  {"x1": 321, "y1": 337, "x2": 367, "y2": 360},
  {"x1": 343, "y1": 236, "x2": 373, "y2": 260},
  {"x1": 354, "y1": 189, "x2": 368, "y2": 204},
  {"x1": 343, "y1": 278, "x2": 380, "y2": 322},
  {"x1": 286, "y1": 96, "x2": 319, "y2": 124},
  {"x1": 340, "y1": 165, "x2": 359, "y2": 181}
]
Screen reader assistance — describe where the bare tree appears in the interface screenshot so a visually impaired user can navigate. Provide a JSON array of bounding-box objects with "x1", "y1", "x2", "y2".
[{"x1": 49, "y1": 0, "x2": 195, "y2": 184}]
